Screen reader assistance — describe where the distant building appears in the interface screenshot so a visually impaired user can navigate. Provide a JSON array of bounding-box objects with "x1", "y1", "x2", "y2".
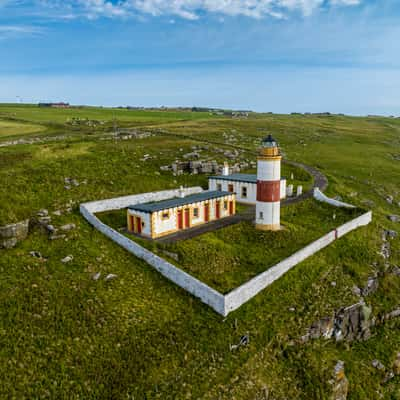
[
  {"x1": 127, "y1": 190, "x2": 236, "y2": 239},
  {"x1": 38, "y1": 102, "x2": 70, "y2": 108}
]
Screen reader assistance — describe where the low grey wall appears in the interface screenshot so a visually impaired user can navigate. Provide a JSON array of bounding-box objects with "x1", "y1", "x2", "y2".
[
  {"x1": 80, "y1": 188, "x2": 225, "y2": 315},
  {"x1": 224, "y1": 211, "x2": 372, "y2": 315},
  {"x1": 313, "y1": 188, "x2": 356, "y2": 208}
]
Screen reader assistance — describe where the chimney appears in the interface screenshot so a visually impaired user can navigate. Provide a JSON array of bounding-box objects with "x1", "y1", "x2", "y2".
[
  {"x1": 222, "y1": 162, "x2": 229, "y2": 176},
  {"x1": 179, "y1": 186, "x2": 186, "y2": 198}
]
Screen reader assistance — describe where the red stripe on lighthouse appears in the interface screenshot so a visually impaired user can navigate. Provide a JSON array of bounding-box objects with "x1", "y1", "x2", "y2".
[{"x1": 257, "y1": 180, "x2": 281, "y2": 202}]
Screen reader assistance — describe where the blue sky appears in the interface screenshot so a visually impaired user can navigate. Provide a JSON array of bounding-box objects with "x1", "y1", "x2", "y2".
[{"x1": 1, "y1": 0, "x2": 400, "y2": 114}]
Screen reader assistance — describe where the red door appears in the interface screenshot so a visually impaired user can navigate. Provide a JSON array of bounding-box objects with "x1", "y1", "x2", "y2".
[
  {"x1": 204, "y1": 204, "x2": 209, "y2": 222},
  {"x1": 184, "y1": 209, "x2": 190, "y2": 228},
  {"x1": 135, "y1": 217, "x2": 142, "y2": 234},
  {"x1": 229, "y1": 201, "x2": 234, "y2": 215},
  {"x1": 177, "y1": 210, "x2": 183, "y2": 229},
  {"x1": 215, "y1": 201, "x2": 220, "y2": 219},
  {"x1": 130, "y1": 216, "x2": 135, "y2": 232}
]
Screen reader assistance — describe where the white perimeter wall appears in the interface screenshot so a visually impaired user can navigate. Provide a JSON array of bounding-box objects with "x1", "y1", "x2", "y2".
[
  {"x1": 313, "y1": 188, "x2": 356, "y2": 209},
  {"x1": 80, "y1": 187, "x2": 371, "y2": 317},
  {"x1": 223, "y1": 211, "x2": 372, "y2": 315},
  {"x1": 80, "y1": 187, "x2": 225, "y2": 315}
]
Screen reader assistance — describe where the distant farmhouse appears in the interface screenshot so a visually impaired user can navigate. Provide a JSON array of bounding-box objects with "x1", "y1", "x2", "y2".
[{"x1": 38, "y1": 102, "x2": 70, "y2": 108}]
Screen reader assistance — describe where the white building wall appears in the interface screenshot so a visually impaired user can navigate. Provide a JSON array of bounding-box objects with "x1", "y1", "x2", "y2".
[
  {"x1": 127, "y1": 209, "x2": 151, "y2": 237},
  {"x1": 209, "y1": 178, "x2": 286, "y2": 203},
  {"x1": 150, "y1": 194, "x2": 236, "y2": 237}
]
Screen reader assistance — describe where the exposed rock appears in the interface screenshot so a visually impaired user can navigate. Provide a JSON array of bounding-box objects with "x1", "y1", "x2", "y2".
[
  {"x1": 372, "y1": 359, "x2": 385, "y2": 370},
  {"x1": 352, "y1": 286, "x2": 362, "y2": 297},
  {"x1": 331, "y1": 361, "x2": 349, "y2": 400},
  {"x1": 392, "y1": 353, "x2": 400, "y2": 375},
  {"x1": 362, "y1": 275, "x2": 379, "y2": 297},
  {"x1": 92, "y1": 272, "x2": 101, "y2": 281},
  {"x1": 385, "y1": 229, "x2": 398, "y2": 239},
  {"x1": 183, "y1": 152, "x2": 200, "y2": 159},
  {"x1": 162, "y1": 250, "x2": 179, "y2": 262},
  {"x1": 303, "y1": 302, "x2": 373, "y2": 343},
  {"x1": 61, "y1": 255, "x2": 73, "y2": 263},
  {"x1": 230, "y1": 334, "x2": 249, "y2": 351},
  {"x1": 49, "y1": 233, "x2": 66, "y2": 241},
  {"x1": 29, "y1": 251, "x2": 42, "y2": 258},
  {"x1": 0, "y1": 219, "x2": 30, "y2": 249},
  {"x1": 37, "y1": 209, "x2": 49, "y2": 217},
  {"x1": 388, "y1": 215, "x2": 400, "y2": 223},
  {"x1": 60, "y1": 223, "x2": 76, "y2": 232},
  {"x1": 386, "y1": 195, "x2": 394, "y2": 204},
  {"x1": 105, "y1": 273, "x2": 118, "y2": 281},
  {"x1": 383, "y1": 308, "x2": 400, "y2": 321},
  {"x1": 38, "y1": 216, "x2": 52, "y2": 224}
]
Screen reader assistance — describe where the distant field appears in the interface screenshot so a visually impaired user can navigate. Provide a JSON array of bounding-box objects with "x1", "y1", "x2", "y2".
[
  {"x1": 0, "y1": 119, "x2": 45, "y2": 137},
  {"x1": 0, "y1": 103, "x2": 217, "y2": 125}
]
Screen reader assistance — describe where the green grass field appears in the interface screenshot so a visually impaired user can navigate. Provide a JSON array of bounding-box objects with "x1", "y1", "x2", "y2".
[
  {"x1": 0, "y1": 119, "x2": 46, "y2": 138},
  {"x1": 0, "y1": 105, "x2": 399, "y2": 399}
]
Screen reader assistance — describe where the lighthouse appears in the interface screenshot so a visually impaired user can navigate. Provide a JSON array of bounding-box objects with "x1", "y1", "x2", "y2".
[{"x1": 255, "y1": 135, "x2": 282, "y2": 231}]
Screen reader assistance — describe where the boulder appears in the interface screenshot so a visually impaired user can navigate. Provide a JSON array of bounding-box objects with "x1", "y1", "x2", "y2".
[
  {"x1": 388, "y1": 215, "x2": 400, "y2": 223},
  {"x1": 0, "y1": 219, "x2": 30, "y2": 249},
  {"x1": 362, "y1": 275, "x2": 379, "y2": 296},
  {"x1": 331, "y1": 361, "x2": 349, "y2": 400},
  {"x1": 393, "y1": 353, "x2": 400, "y2": 375},
  {"x1": 61, "y1": 255, "x2": 73, "y2": 263},
  {"x1": 60, "y1": 223, "x2": 76, "y2": 232}
]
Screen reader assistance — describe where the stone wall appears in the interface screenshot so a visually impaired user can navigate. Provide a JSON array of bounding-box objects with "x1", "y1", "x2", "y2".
[
  {"x1": 81, "y1": 188, "x2": 372, "y2": 317},
  {"x1": 314, "y1": 188, "x2": 356, "y2": 208},
  {"x1": 224, "y1": 211, "x2": 372, "y2": 315},
  {"x1": 80, "y1": 188, "x2": 225, "y2": 315}
]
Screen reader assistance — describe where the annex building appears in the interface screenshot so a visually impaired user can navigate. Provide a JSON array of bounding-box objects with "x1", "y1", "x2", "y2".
[
  {"x1": 127, "y1": 190, "x2": 236, "y2": 239},
  {"x1": 208, "y1": 173, "x2": 286, "y2": 205}
]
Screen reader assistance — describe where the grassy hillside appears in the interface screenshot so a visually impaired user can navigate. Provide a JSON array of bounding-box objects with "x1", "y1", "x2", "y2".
[{"x1": 0, "y1": 105, "x2": 399, "y2": 399}]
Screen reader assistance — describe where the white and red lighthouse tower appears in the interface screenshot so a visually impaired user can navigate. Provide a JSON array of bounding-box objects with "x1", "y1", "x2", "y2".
[{"x1": 255, "y1": 135, "x2": 282, "y2": 231}]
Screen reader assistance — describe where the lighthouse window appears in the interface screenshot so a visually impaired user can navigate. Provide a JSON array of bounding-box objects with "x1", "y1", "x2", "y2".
[
  {"x1": 259, "y1": 212, "x2": 264, "y2": 220},
  {"x1": 241, "y1": 186, "x2": 247, "y2": 198}
]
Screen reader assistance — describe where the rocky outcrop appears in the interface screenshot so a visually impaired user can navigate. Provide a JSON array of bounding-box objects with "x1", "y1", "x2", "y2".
[
  {"x1": 0, "y1": 219, "x2": 30, "y2": 249},
  {"x1": 331, "y1": 361, "x2": 349, "y2": 400},
  {"x1": 302, "y1": 302, "x2": 373, "y2": 343}
]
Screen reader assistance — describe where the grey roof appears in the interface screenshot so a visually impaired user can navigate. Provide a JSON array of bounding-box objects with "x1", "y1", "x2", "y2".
[
  {"x1": 128, "y1": 190, "x2": 232, "y2": 213},
  {"x1": 209, "y1": 173, "x2": 286, "y2": 183},
  {"x1": 209, "y1": 173, "x2": 257, "y2": 183}
]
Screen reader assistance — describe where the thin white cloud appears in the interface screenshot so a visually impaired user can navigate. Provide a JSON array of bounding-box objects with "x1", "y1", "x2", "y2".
[
  {"x1": 1, "y1": 0, "x2": 362, "y2": 20},
  {"x1": 0, "y1": 24, "x2": 44, "y2": 38}
]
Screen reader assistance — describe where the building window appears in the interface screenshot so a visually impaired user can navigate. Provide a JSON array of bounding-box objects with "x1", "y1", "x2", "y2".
[
  {"x1": 241, "y1": 186, "x2": 247, "y2": 198},
  {"x1": 259, "y1": 212, "x2": 263, "y2": 220},
  {"x1": 223, "y1": 201, "x2": 228, "y2": 210},
  {"x1": 228, "y1": 184, "x2": 234, "y2": 193},
  {"x1": 193, "y1": 208, "x2": 199, "y2": 218},
  {"x1": 217, "y1": 183, "x2": 222, "y2": 191},
  {"x1": 161, "y1": 211, "x2": 170, "y2": 220}
]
